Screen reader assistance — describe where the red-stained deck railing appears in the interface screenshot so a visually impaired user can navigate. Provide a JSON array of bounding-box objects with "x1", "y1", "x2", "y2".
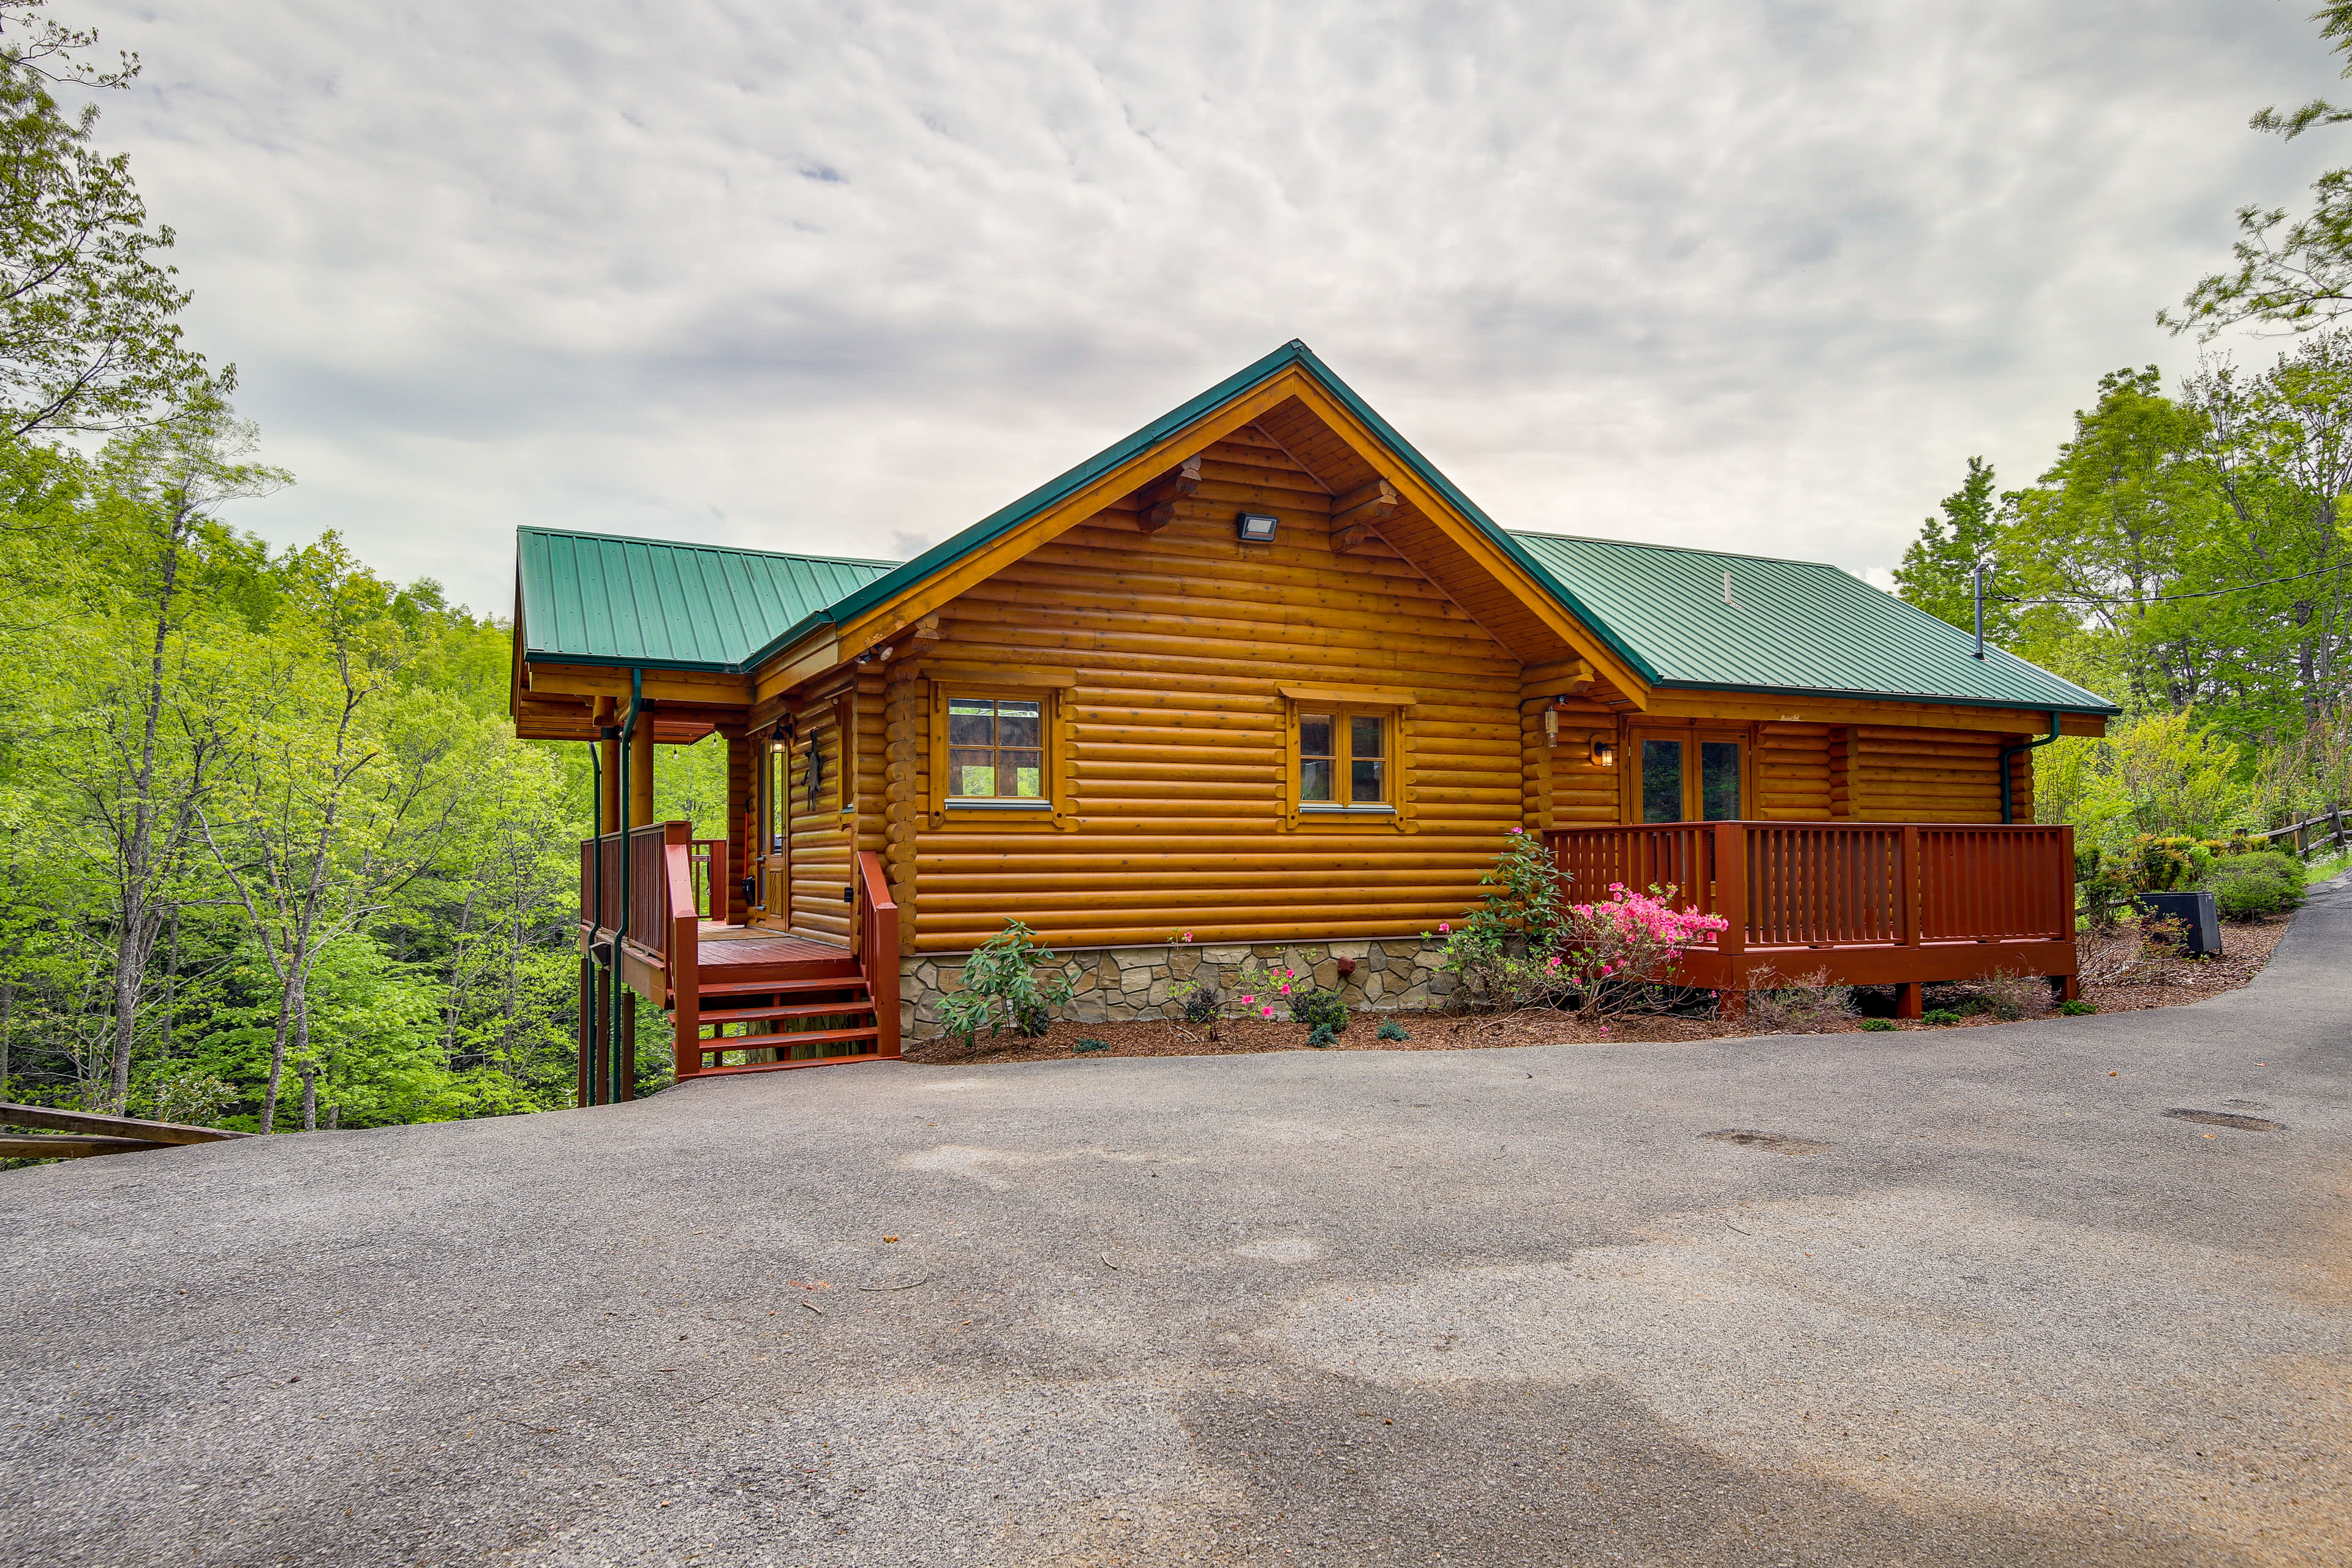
[{"x1": 1543, "y1": 820, "x2": 2078, "y2": 1014}]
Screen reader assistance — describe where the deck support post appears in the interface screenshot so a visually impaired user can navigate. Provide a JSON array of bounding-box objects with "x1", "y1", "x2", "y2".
[
  {"x1": 617, "y1": 998, "x2": 635, "y2": 1102},
  {"x1": 1894, "y1": 982, "x2": 1923, "y2": 1020},
  {"x1": 576, "y1": 954, "x2": 594, "y2": 1107}
]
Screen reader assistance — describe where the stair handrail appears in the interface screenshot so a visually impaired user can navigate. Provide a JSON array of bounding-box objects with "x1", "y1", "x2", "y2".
[
  {"x1": 666, "y1": 829, "x2": 702, "y2": 1083},
  {"x1": 858, "y1": 850, "x2": 901, "y2": 1060}
]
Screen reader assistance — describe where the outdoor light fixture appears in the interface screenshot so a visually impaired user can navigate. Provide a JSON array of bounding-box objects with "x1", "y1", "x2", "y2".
[
  {"x1": 1237, "y1": 511, "x2": 1279, "y2": 541},
  {"x1": 1588, "y1": 735, "x2": 1617, "y2": 769}
]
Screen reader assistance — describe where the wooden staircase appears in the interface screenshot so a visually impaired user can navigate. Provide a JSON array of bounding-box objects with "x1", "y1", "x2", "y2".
[
  {"x1": 685, "y1": 963, "x2": 886, "y2": 1077},
  {"x1": 580, "y1": 824, "x2": 901, "y2": 1096}
]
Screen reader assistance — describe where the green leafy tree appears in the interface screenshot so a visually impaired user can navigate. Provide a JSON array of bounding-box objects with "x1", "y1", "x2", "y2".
[
  {"x1": 0, "y1": 2, "x2": 214, "y2": 434},
  {"x1": 1892, "y1": 456, "x2": 2014, "y2": 639}
]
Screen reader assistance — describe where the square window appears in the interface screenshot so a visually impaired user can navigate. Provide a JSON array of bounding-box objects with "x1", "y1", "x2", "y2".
[
  {"x1": 1298, "y1": 707, "x2": 1393, "y2": 811},
  {"x1": 944, "y1": 694, "x2": 1054, "y2": 803}
]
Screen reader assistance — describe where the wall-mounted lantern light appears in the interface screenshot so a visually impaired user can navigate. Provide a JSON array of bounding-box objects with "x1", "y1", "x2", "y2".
[
  {"x1": 1237, "y1": 511, "x2": 1279, "y2": 542},
  {"x1": 1588, "y1": 735, "x2": 1617, "y2": 769}
]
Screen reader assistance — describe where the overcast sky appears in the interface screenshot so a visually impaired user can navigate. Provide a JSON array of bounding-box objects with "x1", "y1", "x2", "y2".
[{"x1": 72, "y1": 1, "x2": 2352, "y2": 616}]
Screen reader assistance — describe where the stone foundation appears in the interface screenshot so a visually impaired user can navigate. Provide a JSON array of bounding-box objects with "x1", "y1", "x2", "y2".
[{"x1": 900, "y1": 938, "x2": 1458, "y2": 1041}]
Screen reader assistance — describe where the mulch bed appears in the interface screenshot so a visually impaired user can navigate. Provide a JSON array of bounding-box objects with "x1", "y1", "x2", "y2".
[{"x1": 902, "y1": 914, "x2": 2296, "y2": 1066}]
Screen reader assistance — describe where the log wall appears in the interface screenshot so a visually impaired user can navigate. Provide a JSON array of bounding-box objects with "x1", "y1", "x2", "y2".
[{"x1": 894, "y1": 428, "x2": 1524, "y2": 952}]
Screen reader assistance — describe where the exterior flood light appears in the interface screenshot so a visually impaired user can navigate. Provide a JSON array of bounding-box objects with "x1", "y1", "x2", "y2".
[
  {"x1": 1588, "y1": 735, "x2": 1617, "y2": 769},
  {"x1": 1237, "y1": 511, "x2": 1279, "y2": 541}
]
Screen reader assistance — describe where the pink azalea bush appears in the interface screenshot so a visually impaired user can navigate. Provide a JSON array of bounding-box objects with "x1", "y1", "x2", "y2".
[
  {"x1": 1549, "y1": 883, "x2": 1729, "y2": 1020},
  {"x1": 1434, "y1": 831, "x2": 1729, "y2": 1019}
]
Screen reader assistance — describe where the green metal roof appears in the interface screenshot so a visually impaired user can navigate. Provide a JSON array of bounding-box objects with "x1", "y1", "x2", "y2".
[
  {"x1": 1507, "y1": 533, "x2": 2117, "y2": 714},
  {"x1": 516, "y1": 527, "x2": 897, "y2": 668},
  {"x1": 512, "y1": 345, "x2": 2118, "y2": 717}
]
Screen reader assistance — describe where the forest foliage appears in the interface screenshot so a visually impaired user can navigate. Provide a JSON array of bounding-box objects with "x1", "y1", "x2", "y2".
[{"x1": 1893, "y1": 333, "x2": 2352, "y2": 853}]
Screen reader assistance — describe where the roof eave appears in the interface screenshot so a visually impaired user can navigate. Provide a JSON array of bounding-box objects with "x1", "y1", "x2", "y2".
[{"x1": 1652, "y1": 677, "x2": 2122, "y2": 717}]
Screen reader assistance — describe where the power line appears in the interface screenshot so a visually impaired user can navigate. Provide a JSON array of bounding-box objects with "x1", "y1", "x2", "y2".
[{"x1": 1994, "y1": 562, "x2": 2349, "y2": 608}]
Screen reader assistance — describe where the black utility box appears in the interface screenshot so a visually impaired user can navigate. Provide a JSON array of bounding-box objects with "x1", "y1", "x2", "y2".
[{"x1": 2138, "y1": 889, "x2": 2222, "y2": 957}]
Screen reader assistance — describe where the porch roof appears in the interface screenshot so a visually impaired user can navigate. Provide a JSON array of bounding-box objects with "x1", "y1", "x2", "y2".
[
  {"x1": 1506, "y1": 533, "x2": 2118, "y2": 715},
  {"x1": 516, "y1": 527, "x2": 897, "y2": 668}
]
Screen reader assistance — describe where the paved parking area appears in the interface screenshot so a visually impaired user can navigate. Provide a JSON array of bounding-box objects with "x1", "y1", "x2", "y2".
[{"x1": 4, "y1": 881, "x2": 2348, "y2": 1567}]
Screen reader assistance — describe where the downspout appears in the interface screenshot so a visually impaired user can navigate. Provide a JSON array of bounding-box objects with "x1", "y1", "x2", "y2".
[
  {"x1": 586, "y1": 729, "x2": 611, "y2": 1104},
  {"x1": 611, "y1": 668, "x2": 644, "y2": 1102},
  {"x1": 2000, "y1": 711, "x2": 2064, "y2": 825}
]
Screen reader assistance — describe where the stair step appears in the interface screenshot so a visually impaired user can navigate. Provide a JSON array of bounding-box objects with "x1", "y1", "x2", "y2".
[
  {"x1": 697, "y1": 975, "x2": 866, "y2": 998},
  {"x1": 698, "y1": 998, "x2": 877, "y2": 1026},
  {"x1": 696, "y1": 1025, "x2": 878, "y2": 1057}
]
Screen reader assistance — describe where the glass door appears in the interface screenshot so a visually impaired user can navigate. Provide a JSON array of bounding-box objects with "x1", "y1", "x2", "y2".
[{"x1": 1634, "y1": 731, "x2": 1746, "y2": 821}]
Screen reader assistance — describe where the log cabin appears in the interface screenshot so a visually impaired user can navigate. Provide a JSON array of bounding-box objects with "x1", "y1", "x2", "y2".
[{"x1": 511, "y1": 341, "x2": 2117, "y2": 1100}]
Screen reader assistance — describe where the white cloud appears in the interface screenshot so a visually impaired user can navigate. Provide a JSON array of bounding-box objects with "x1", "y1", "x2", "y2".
[{"x1": 77, "y1": 0, "x2": 2350, "y2": 614}]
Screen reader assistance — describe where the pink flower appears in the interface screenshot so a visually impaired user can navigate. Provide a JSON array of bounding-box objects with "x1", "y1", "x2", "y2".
[
  {"x1": 1240, "y1": 994, "x2": 1254, "y2": 1006},
  {"x1": 1438, "y1": 922, "x2": 1451, "y2": 934},
  {"x1": 1546, "y1": 956, "x2": 1561, "y2": 968},
  {"x1": 1261, "y1": 1006, "x2": 1276, "y2": 1019},
  {"x1": 1280, "y1": 983, "x2": 1291, "y2": 995},
  {"x1": 1181, "y1": 930, "x2": 1193, "y2": 942}
]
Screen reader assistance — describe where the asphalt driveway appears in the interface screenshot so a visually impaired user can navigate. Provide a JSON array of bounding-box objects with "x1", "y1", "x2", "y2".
[{"x1": 4, "y1": 883, "x2": 2348, "y2": 1568}]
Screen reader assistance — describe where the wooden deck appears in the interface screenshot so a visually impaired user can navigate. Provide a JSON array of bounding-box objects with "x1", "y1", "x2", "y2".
[{"x1": 1545, "y1": 820, "x2": 2079, "y2": 1018}]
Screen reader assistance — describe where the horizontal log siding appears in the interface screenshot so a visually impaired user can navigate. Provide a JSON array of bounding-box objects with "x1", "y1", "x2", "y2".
[
  {"x1": 786, "y1": 706, "x2": 853, "y2": 943},
  {"x1": 1755, "y1": 722, "x2": 1834, "y2": 820},
  {"x1": 906, "y1": 430, "x2": 1521, "y2": 951},
  {"x1": 1547, "y1": 701, "x2": 1619, "y2": 826},
  {"x1": 1850, "y1": 725, "x2": 2021, "y2": 823}
]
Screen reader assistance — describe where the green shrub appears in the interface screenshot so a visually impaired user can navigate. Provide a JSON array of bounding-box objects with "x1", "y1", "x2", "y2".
[
  {"x1": 1858, "y1": 1017, "x2": 1897, "y2": 1032},
  {"x1": 2057, "y1": 999, "x2": 2097, "y2": 1016},
  {"x1": 1306, "y1": 1023, "x2": 1339, "y2": 1049},
  {"x1": 938, "y1": 920, "x2": 1076, "y2": 1047},
  {"x1": 1921, "y1": 1009, "x2": 1964, "y2": 1026},
  {"x1": 1290, "y1": 987, "x2": 1349, "y2": 1033},
  {"x1": 1072, "y1": 1036, "x2": 1109, "y2": 1054},
  {"x1": 2205, "y1": 851, "x2": 2306, "y2": 921},
  {"x1": 1376, "y1": 1020, "x2": 1411, "y2": 1041}
]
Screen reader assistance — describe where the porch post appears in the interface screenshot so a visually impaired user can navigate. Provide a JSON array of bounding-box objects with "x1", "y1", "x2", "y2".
[
  {"x1": 595, "y1": 696, "x2": 619, "y2": 836},
  {"x1": 2058, "y1": 824, "x2": 2082, "y2": 1001},
  {"x1": 628, "y1": 707, "x2": 655, "y2": 830},
  {"x1": 1713, "y1": 821, "x2": 1747, "y2": 1019},
  {"x1": 725, "y1": 733, "x2": 754, "y2": 925},
  {"x1": 1895, "y1": 824, "x2": 1924, "y2": 1019}
]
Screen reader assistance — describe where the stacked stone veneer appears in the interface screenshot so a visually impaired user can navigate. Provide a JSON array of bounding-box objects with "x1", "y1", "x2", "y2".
[{"x1": 899, "y1": 938, "x2": 1459, "y2": 1041}]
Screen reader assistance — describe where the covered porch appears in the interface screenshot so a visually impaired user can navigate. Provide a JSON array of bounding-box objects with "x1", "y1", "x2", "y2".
[
  {"x1": 573, "y1": 820, "x2": 900, "y2": 1106},
  {"x1": 1545, "y1": 820, "x2": 2080, "y2": 1017}
]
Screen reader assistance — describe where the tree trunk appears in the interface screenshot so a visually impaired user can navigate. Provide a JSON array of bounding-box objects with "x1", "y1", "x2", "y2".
[
  {"x1": 295, "y1": 995, "x2": 315, "y2": 1133},
  {"x1": 258, "y1": 977, "x2": 294, "y2": 1134}
]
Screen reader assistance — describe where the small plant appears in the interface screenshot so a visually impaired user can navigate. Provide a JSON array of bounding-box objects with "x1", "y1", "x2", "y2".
[
  {"x1": 1306, "y1": 1023, "x2": 1339, "y2": 1048},
  {"x1": 2205, "y1": 850, "x2": 2305, "y2": 921},
  {"x1": 1858, "y1": 1017, "x2": 1897, "y2": 1032},
  {"x1": 1179, "y1": 986, "x2": 1221, "y2": 1025},
  {"x1": 1232, "y1": 960, "x2": 1302, "y2": 1022},
  {"x1": 1072, "y1": 1036, "x2": 1110, "y2": 1054},
  {"x1": 143, "y1": 1068, "x2": 237, "y2": 1127},
  {"x1": 1742, "y1": 967, "x2": 1858, "y2": 1034},
  {"x1": 1289, "y1": 987, "x2": 1348, "y2": 1033},
  {"x1": 1376, "y1": 1020, "x2": 1411, "y2": 1041},
  {"x1": 2058, "y1": 999, "x2": 2098, "y2": 1016},
  {"x1": 937, "y1": 919, "x2": 1076, "y2": 1047},
  {"x1": 1922, "y1": 1009, "x2": 1964, "y2": 1025},
  {"x1": 1968, "y1": 968, "x2": 2056, "y2": 1022}
]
